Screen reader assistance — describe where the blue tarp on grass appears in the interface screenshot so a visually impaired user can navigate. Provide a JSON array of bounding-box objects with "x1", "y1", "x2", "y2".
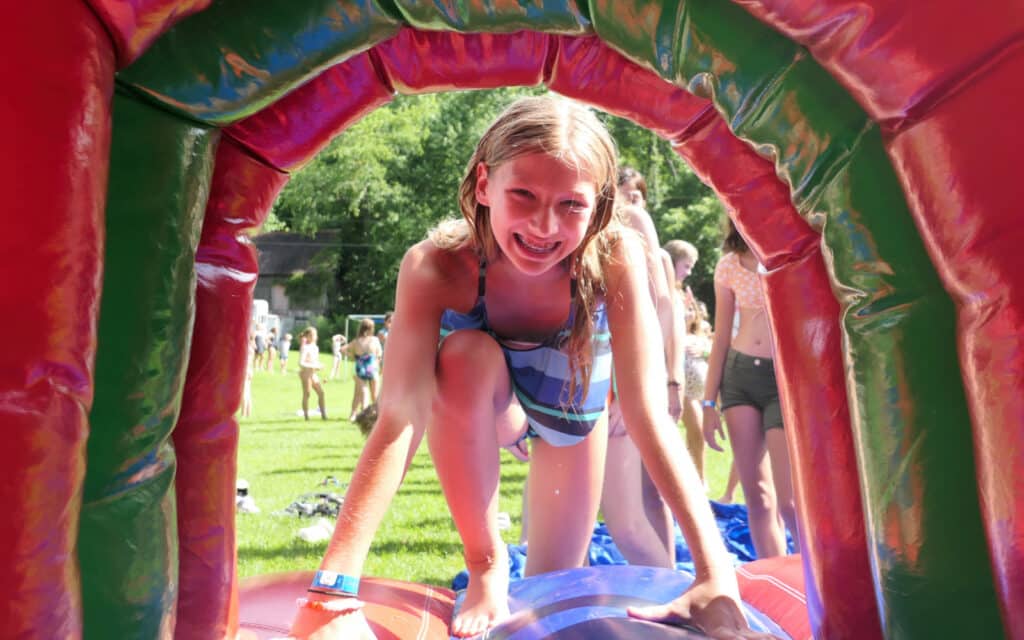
[{"x1": 453, "y1": 500, "x2": 791, "y2": 591}]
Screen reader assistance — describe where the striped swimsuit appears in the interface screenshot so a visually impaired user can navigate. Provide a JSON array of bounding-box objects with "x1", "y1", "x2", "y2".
[{"x1": 440, "y1": 262, "x2": 613, "y2": 446}]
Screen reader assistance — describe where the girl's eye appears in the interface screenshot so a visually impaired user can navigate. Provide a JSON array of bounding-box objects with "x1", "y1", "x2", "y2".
[
  {"x1": 563, "y1": 200, "x2": 588, "y2": 212},
  {"x1": 511, "y1": 189, "x2": 533, "y2": 199}
]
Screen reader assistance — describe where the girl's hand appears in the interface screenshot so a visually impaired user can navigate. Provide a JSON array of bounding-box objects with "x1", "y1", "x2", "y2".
[
  {"x1": 702, "y1": 406, "x2": 726, "y2": 452},
  {"x1": 504, "y1": 438, "x2": 530, "y2": 462},
  {"x1": 667, "y1": 384, "x2": 683, "y2": 422},
  {"x1": 627, "y1": 574, "x2": 781, "y2": 639},
  {"x1": 286, "y1": 602, "x2": 376, "y2": 640}
]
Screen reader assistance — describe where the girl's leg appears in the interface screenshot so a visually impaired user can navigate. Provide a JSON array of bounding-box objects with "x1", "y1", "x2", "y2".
[
  {"x1": 601, "y1": 431, "x2": 674, "y2": 567},
  {"x1": 765, "y1": 428, "x2": 800, "y2": 552},
  {"x1": 349, "y1": 378, "x2": 363, "y2": 421},
  {"x1": 359, "y1": 379, "x2": 371, "y2": 412},
  {"x1": 368, "y1": 377, "x2": 379, "y2": 403},
  {"x1": 330, "y1": 356, "x2": 340, "y2": 380},
  {"x1": 299, "y1": 372, "x2": 312, "y2": 420},
  {"x1": 719, "y1": 460, "x2": 740, "y2": 503},
  {"x1": 312, "y1": 376, "x2": 327, "y2": 420},
  {"x1": 681, "y1": 398, "x2": 706, "y2": 482},
  {"x1": 724, "y1": 405, "x2": 786, "y2": 557},
  {"x1": 427, "y1": 331, "x2": 527, "y2": 638},
  {"x1": 640, "y1": 463, "x2": 676, "y2": 566},
  {"x1": 524, "y1": 417, "x2": 607, "y2": 576},
  {"x1": 518, "y1": 478, "x2": 529, "y2": 546}
]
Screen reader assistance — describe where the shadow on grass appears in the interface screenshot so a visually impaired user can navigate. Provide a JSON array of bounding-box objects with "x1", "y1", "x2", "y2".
[
  {"x1": 370, "y1": 538, "x2": 465, "y2": 556},
  {"x1": 239, "y1": 537, "x2": 464, "y2": 560},
  {"x1": 262, "y1": 466, "x2": 343, "y2": 477},
  {"x1": 381, "y1": 515, "x2": 456, "y2": 529},
  {"x1": 237, "y1": 540, "x2": 335, "y2": 560},
  {"x1": 241, "y1": 427, "x2": 344, "y2": 436}
]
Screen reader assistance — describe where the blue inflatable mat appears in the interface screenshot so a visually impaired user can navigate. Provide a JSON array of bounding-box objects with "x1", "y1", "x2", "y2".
[
  {"x1": 451, "y1": 565, "x2": 791, "y2": 639},
  {"x1": 453, "y1": 500, "x2": 787, "y2": 591}
]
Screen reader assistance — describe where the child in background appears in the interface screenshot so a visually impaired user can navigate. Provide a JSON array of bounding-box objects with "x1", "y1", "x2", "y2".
[
  {"x1": 297, "y1": 327, "x2": 327, "y2": 421},
  {"x1": 278, "y1": 332, "x2": 293, "y2": 374},
  {"x1": 266, "y1": 327, "x2": 279, "y2": 372},
  {"x1": 342, "y1": 319, "x2": 382, "y2": 422},
  {"x1": 287, "y1": 96, "x2": 774, "y2": 640},
  {"x1": 241, "y1": 332, "x2": 254, "y2": 418},
  {"x1": 329, "y1": 334, "x2": 347, "y2": 381},
  {"x1": 702, "y1": 218, "x2": 796, "y2": 556}
]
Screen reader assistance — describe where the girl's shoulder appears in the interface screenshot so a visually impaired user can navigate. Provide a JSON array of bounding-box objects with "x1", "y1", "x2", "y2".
[
  {"x1": 714, "y1": 250, "x2": 740, "y2": 279},
  {"x1": 402, "y1": 238, "x2": 480, "y2": 311}
]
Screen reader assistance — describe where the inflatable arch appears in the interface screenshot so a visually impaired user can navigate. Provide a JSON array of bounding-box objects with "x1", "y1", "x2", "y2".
[{"x1": 4, "y1": 2, "x2": 1022, "y2": 638}]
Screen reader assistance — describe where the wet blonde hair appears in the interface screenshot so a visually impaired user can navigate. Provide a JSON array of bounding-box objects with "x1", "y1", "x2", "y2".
[{"x1": 430, "y1": 95, "x2": 620, "y2": 403}]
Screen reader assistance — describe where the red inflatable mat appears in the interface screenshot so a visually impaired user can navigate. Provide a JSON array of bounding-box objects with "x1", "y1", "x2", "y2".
[
  {"x1": 736, "y1": 556, "x2": 811, "y2": 640},
  {"x1": 239, "y1": 572, "x2": 455, "y2": 639}
]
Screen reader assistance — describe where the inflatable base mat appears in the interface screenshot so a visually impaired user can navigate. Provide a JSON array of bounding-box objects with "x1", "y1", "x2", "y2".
[{"x1": 239, "y1": 558, "x2": 808, "y2": 639}]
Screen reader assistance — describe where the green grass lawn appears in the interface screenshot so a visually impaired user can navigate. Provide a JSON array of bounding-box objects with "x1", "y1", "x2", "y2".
[{"x1": 236, "y1": 353, "x2": 736, "y2": 587}]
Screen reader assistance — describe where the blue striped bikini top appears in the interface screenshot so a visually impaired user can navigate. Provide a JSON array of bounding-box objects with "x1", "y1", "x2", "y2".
[{"x1": 440, "y1": 262, "x2": 613, "y2": 441}]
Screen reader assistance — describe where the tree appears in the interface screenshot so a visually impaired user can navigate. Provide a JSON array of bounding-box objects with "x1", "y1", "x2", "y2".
[
  {"x1": 601, "y1": 113, "x2": 725, "y2": 309},
  {"x1": 266, "y1": 89, "x2": 726, "y2": 328}
]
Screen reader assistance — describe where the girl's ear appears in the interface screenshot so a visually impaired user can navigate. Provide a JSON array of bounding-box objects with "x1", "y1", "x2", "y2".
[{"x1": 475, "y1": 162, "x2": 491, "y2": 206}]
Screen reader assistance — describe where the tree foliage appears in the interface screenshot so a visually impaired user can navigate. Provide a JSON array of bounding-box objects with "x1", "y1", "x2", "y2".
[{"x1": 267, "y1": 89, "x2": 726, "y2": 331}]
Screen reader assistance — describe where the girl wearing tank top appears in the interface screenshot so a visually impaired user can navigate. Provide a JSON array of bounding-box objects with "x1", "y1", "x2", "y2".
[{"x1": 701, "y1": 218, "x2": 798, "y2": 558}]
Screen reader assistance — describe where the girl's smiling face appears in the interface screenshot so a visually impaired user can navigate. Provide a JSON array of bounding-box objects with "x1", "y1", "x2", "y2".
[{"x1": 476, "y1": 153, "x2": 597, "y2": 277}]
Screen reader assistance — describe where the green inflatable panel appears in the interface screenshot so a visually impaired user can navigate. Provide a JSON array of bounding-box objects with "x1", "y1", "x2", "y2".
[
  {"x1": 119, "y1": 0, "x2": 401, "y2": 124},
  {"x1": 818, "y1": 131, "x2": 1004, "y2": 638},
  {"x1": 388, "y1": 0, "x2": 590, "y2": 33},
  {"x1": 589, "y1": 1, "x2": 1003, "y2": 637},
  {"x1": 79, "y1": 90, "x2": 218, "y2": 640}
]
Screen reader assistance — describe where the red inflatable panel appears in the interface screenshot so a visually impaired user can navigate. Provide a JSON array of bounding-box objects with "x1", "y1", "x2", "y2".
[
  {"x1": 226, "y1": 51, "x2": 393, "y2": 171},
  {"x1": 548, "y1": 36, "x2": 714, "y2": 141},
  {"x1": 0, "y1": 4, "x2": 114, "y2": 637},
  {"x1": 736, "y1": 556, "x2": 811, "y2": 640},
  {"x1": 736, "y1": 1, "x2": 1024, "y2": 127},
  {"x1": 675, "y1": 116, "x2": 880, "y2": 640},
  {"x1": 887, "y1": 48, "x2": 1024, "y2": 640},
  {"x1": 375, "y1": 28, "x2": 552, "y2": 94},
  {"x1": 674, "y1": 116, "x2": 820, "y2": 269},
  {"x1": 238, "y1": 573, "x2": 455, "y2": 640},
  {"x1": 85, "y1": 0, "x2": 212, "y2": 67},
  {"x1": 173, "y1": 138, "x2": 288, "y2": 640},
  {"x1": 762, "y1": 252, "x2": 880, "y2": 640}
]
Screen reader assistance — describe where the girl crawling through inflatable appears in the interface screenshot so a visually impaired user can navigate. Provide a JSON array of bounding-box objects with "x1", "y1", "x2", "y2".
[{"x1": 286, "y1": 96, "x2": 779, "y2": 640}]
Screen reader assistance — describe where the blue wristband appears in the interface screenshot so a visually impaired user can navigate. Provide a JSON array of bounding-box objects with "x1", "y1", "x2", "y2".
[{"x1": 311, "y1": 570, "x2": 360, "y2": 595}]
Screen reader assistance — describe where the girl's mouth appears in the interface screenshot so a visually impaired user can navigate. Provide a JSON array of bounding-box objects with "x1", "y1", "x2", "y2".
[{"x1": 514, "y1": 233, "x2": 560, "y2": 255}]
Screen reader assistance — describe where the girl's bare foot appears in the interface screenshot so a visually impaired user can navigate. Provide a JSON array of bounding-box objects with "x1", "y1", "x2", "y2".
[{"x1": 451, "y1": 555, "x2": 510, "y2": 637}]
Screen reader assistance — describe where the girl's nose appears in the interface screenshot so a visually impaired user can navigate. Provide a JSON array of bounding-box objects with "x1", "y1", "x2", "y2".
[{"x1": 531, "y1": 207, "x2": 558, "y2": 235}]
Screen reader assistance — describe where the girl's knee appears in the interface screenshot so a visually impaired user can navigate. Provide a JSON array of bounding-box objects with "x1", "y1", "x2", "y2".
[
  {"x1": 743, "y1": 484, "x2": 778, "y2": 516},
  {"x1": 436, "y1": 330, "x2": 505, "y2": 383}
]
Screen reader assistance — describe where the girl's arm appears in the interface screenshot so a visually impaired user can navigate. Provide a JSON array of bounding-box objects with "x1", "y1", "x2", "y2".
[
  {"x1": 618, "y1": 206, "x2": 684, "y2": 417},
  {"x1": 701, "y1": 276, "x2": 736, "y2": 451},
  {"x1": 659, "y1": 248, "x2": 686, "y2": 419},
  {"x1": 289, "y1": 242, "x2": 459, "y2": 637},
  {"x1": 604, "y1": 236, "x2": 749, "y2": 637}
]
